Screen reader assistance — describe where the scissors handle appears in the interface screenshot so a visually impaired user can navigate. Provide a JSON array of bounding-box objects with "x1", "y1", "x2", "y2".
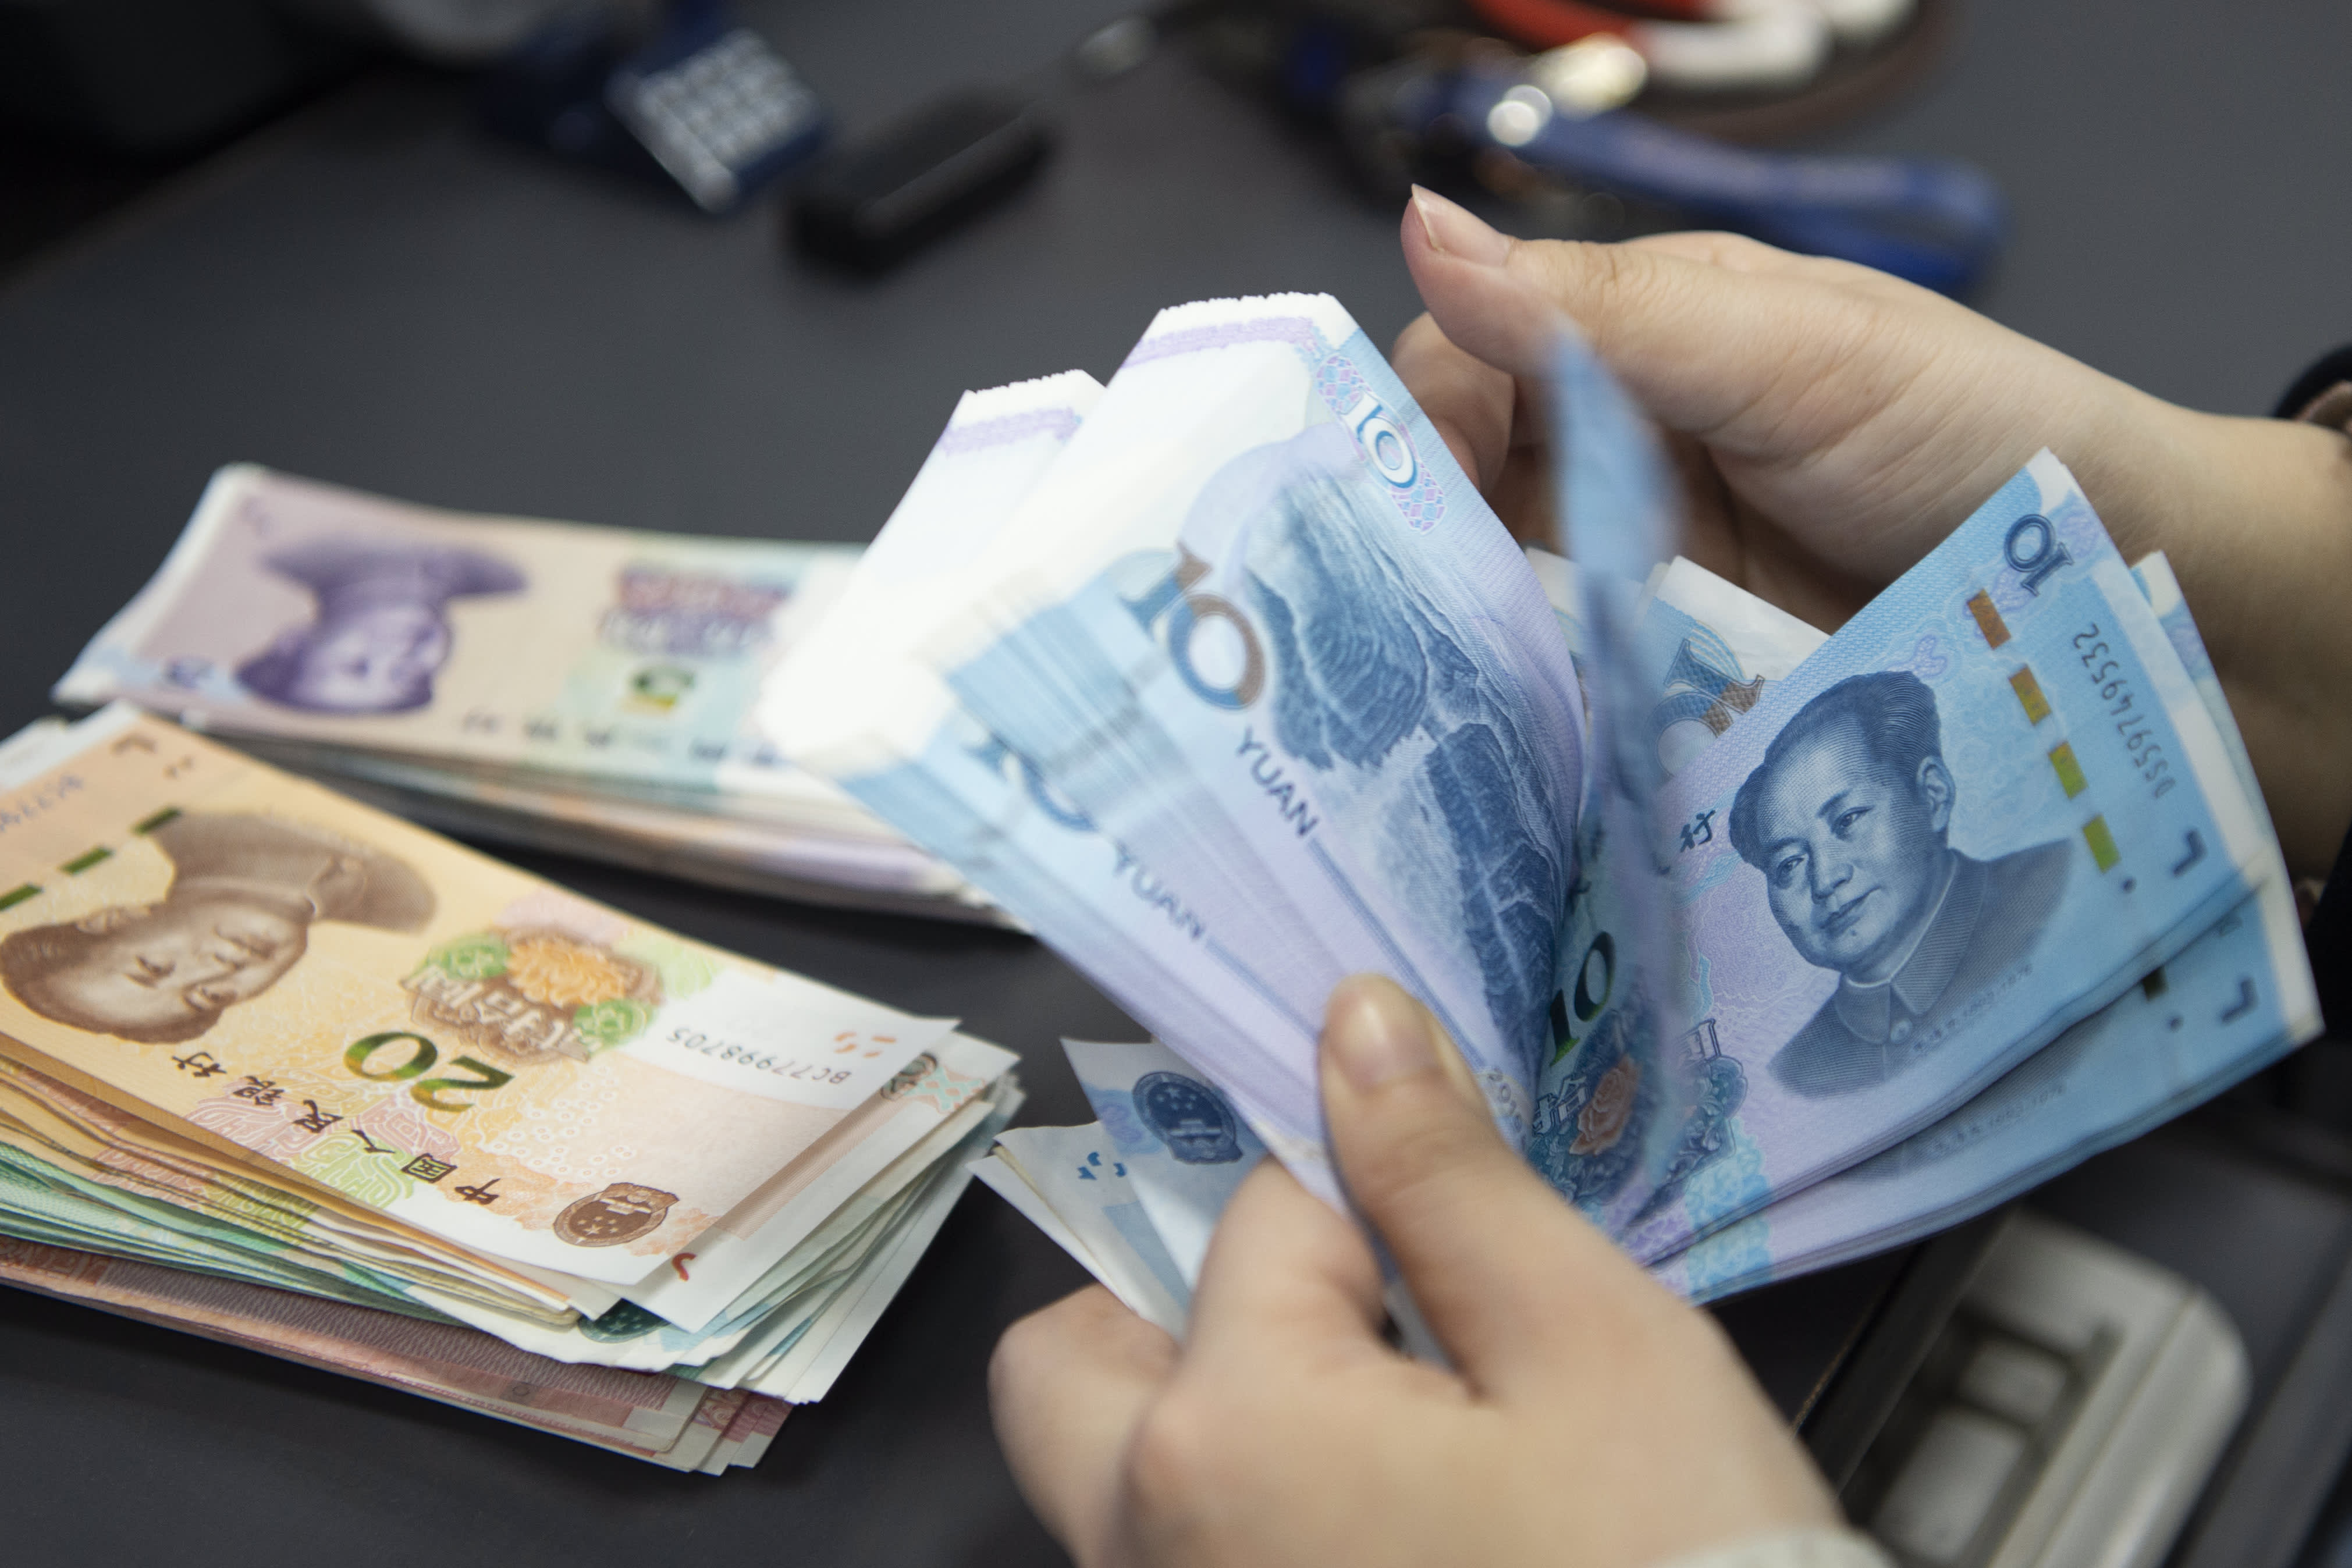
[{"x1": 1434, "y1": 67, "x2": 2005, "y2": 294}]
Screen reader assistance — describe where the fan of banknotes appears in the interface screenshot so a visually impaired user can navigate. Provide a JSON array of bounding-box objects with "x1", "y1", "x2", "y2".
[
  {"x1": 54, "y1": 466, "x2": 999, "y2": 923},
  {"x1": 761, "y1": 292, "x2": 2317, "y2": 1315},
  {"x1": 24, "y1": 283, "x2": 2321, "y2": 1455},
  {"x1": 0, "y1": 709, "x2": 1020, "y2": 1467}
]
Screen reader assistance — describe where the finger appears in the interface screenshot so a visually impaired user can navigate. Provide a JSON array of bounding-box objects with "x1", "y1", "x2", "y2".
[
  {"x1": 1398, "y1": 186, "x2": 1566, "y2": 389},
  {"x1": 1622, "y1": 229, "x2": 1806, "y2": 270},
  {"x1": 1625, "y1": 228, "x2": 1854, "y2": 280},
  {"x1": 1317, "y1": 975, "x2": 1682, "y2": 1399},
  {"x1": 1488, "y1": 438, "x2": 1558, "y2": 550},
  {"x1": 1402, "y1": 184, "x2": 1934, "y2": 454},
  {"x1": 991, "y1": 1286, "x2": 1178, "y2": 1562},
  {"x1": 1180, "y1": 1155, "x2": 1392, "y2": 1378},
  {"x1": 1627, "y1": 230, "x2": 1935, "y2": 305},
  {"x1": 1391, "y1": 312, "x2": 1516, "y2": 490}
]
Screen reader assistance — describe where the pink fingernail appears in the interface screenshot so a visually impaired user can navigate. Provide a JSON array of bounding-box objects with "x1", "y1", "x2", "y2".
[
  {"x1": 1410, "y1": 186, "x2": 1513, "y2": 268},
  {"x1": 1327, "y1": 976, "x2": 1437, "y2": 1093}
]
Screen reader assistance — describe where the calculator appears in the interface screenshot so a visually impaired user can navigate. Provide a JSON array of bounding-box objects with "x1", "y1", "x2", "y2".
[
  {"x1": 1847, "y1": 1213, "x2": 2247, "y2": 1568},
  {"x1": 605, "y1": 6, "x2": 826, "y2": 212}
]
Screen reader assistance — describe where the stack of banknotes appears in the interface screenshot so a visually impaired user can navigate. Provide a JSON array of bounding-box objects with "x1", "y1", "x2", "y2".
[
  {"x1": 762, "y1": 291, "x2": 2317, "y2": 1314},
  {"x1": 54, "y1": 466, "x2": 997, "y2": 923},
  {"x1": 0, "y1": 707, "x2": 1020, "y2": 1465}
]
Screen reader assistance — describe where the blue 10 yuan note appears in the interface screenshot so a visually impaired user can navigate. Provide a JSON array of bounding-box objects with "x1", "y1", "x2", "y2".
[
  {"x1": 1654, "y1": 887, "x2": 2314, "y2": 1300},
  {"x1": 1065, "y1": 1038, "x2": 1268, "y2": 1289},
  {"x1": 1549, "y1": 449, "x2": 2273, "y2": 1263},
  {"x1": 770, "y1": 372, "x2": 1329, "y2": 1190},
  {"x1": 982, "y1": 1122, "x2": 1193, "y2": 1335},
  {"x1": 1651, "y1": 553, "x2": 2318, "y2": 1299},
  {"x1": 1520, "y1": 330, "x2": 1707, "y2": 1244},
  {"x1": 947, "y1": 296, "x2": 1586, "y2": 1148}
]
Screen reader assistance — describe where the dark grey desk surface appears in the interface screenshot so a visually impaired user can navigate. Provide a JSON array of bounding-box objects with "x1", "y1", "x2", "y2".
[{"x1": 2, "y1": 2, "x2": 2349, "y2": 1565}]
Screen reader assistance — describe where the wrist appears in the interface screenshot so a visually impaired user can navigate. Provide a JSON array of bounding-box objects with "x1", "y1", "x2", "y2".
[
  {"x1": 2045, "y1": 376, "x2": 2201, "y2": 566},
  {"x1": 2115, "y1": 402, "x2": 2352, "y2": 876}
]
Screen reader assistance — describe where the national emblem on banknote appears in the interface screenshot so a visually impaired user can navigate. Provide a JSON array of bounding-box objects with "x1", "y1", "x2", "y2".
[
  {"x1": 0, "y1": 811, "x2": 432, "y2": 1045},
  {"x1": 1132, "y1": 1071, "x2": 1243, "y2": 1165},
  {"x1": 554, "y1": 1181, "x2": 680, "y2": 1247},
  {"x1": 1725, "y1": 670, "x2": 2072, "y2": 1098}
]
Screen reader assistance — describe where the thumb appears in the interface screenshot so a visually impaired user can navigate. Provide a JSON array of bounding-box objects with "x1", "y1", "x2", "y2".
[
  {"x1": 1400, "y1": 185, "x2": 1939, "y2": 458},
  {"x1": 1319, "y1": 975, "x2": 1675, "y2": 1399}
]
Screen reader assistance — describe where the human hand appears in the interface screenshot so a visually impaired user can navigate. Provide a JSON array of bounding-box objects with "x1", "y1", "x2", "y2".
[
  {"x1": 1393, "y1": 189, "x2": 2352, "y2": 877},
  {"x1": 1394, "y1": 185, "x2": 2192, "y2": 631},
  {"x1": 990, "y1": 975, "x2": 1843, "y2": 1568}
]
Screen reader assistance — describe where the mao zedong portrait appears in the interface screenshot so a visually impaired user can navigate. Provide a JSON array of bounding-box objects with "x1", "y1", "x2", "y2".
[
  {"x1": 0, "y1": 813, "x2": 434, "y2": 1045},
  {"x1": 1727, "y1": 671, "x2": 2070, "y2": 1098},
  {"x1": 234, "y1": 538, "x2": 525, "y2": 715}
]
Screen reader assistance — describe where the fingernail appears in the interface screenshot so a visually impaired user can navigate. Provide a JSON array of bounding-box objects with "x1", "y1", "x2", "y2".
[
  {"x1": 1327, "y1": 975, "x2": 1437, "y2": 1093},
  {"x1": 1410, "y1": 185, "x2": 1513, "y2": 268}
]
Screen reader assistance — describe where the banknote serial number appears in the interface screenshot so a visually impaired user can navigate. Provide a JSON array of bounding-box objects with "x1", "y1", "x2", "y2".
[
  {"x1": 665, "y1": 1026, "x2": 857, "y2": 1085},
  {"x1": 2073, "y1": 623, "x2": 2175, "y2": 799}
]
